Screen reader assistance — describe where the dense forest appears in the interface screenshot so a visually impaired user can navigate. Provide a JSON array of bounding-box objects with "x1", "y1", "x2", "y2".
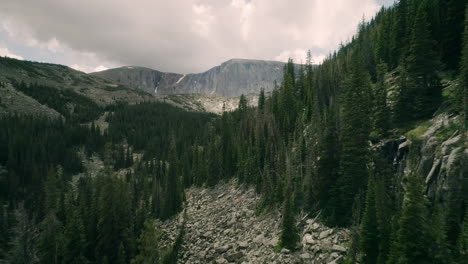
[{"x1": 1, "y1": 0, "x2": 467, "y2": 263}]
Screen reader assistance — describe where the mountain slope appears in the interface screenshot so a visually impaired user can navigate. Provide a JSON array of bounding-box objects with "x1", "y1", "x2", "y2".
[
  {"x1": 0, "y1": 57, "x2": 152, "y2": 103},
  {"x1": 0, "y1": 57, "x2": 153, "y2": 118},
  {"x1": 92, "y1": 59, "x2": 297, "y2": 97}
]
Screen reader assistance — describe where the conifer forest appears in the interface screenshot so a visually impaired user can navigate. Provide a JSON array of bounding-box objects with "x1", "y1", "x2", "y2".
[{"x1": 0, "y1": 0, "x2": 467, "y2": 263}]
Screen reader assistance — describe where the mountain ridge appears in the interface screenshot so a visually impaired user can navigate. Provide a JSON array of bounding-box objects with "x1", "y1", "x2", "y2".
[{"x1": 92, "y1": 58, "x2": 301, "y2": 97}]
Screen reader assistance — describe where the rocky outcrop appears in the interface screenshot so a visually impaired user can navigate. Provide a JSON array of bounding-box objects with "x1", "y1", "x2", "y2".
[
  {"x1": 411, "y1": 115, "x2": 466, "y2": 204},
  {"x1": 381, "y1": 114, "x2": 467, "y2": 212},
  {"x1": 161, "y1": 180, "x2": 349, "y2": 264},
  {"x1": 92, "y1": 59, "x2": 299, "y2": 97}
]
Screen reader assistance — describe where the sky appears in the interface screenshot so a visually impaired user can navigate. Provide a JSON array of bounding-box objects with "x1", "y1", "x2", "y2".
[{"x1": 0, "y1": 0, "x2": 395, "y2": 73}]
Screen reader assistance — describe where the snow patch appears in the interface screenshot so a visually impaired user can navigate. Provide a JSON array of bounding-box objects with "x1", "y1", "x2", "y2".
[
  {"x1": 176, "y1": 74, "x2": 186, "y2": 84},
  {"x1": 127, "y1": 66, "x2": 134, "y2": 69}
]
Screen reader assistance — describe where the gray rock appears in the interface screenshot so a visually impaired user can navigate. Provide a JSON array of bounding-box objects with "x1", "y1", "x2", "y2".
[
  {"x1": 300, "y1": 253, "x2": 312, "y2": 260},
  {"x1": 215, "y1": 245, "x2": 229, "y2": 254},
  {"x1": 92, "y1": 59, "x2": 302, "y2": 97},
  {"x1": 253, "y1": 234, "x2": 265, "y2": 244},
  {"x1": 327, "y1": 255, "x2": 343, "y2": 264},
  {"x1": 238, "y1": 241, "x2": 249, "y2": 249},
  {"x1": 332, "y1": 244, "x2": 346, "y2": 252},
  {"x1": 215, "y1": 257, "x2": 228, "y2": 264},
  {"x1": 225, "y1": 251, "x2": 245, "y2": 262},
  {"x1": 303, "y1": 234, "x2": 314, "y2": 245},
  {"x1": 280, "y1": 248, "x2": 290, "y2": 254},
  {"x1": 319, "y1": 229, "x2": 333, "y2": 239}
]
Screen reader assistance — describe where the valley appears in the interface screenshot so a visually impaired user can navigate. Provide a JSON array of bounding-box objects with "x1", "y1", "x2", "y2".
[{"x1": 0, "y1": 1, "x2": 467, "y2": 264}]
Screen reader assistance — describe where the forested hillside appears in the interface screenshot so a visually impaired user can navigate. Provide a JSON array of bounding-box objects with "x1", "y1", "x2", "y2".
[{"x1": 0, "y1": 0, "x2": 467, "y2": 263}]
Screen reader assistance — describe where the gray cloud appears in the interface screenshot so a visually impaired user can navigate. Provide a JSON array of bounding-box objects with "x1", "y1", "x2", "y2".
[{"x1": 0, "y1": 0, "x2": 382, "y2": 73}]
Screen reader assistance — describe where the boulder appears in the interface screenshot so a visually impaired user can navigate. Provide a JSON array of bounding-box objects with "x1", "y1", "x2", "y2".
[
  {"x1": 215, "y1": 245, "x2": 229, "y2": 254},
  {"x1": 300, "y1": 253, "x2": 312, "y2": 260},
  {"x1": 238, "y1": 241, "x2": 249, "y2": 249},
  {"x1": 225, "y1": 251, "x2": 245, "y2": 262},
  {"x1": 319, "y1": 229, "x2": 333, "y2": 239},
  {"x1": 332, "y1": 244, "x2": 346, "y2": 252},
  {"x1": 302, "y1": 234, "x2": 314, "y2": 245},
  {"x1": 215, "y1": 257, "x2": 228, "y2": 264}
]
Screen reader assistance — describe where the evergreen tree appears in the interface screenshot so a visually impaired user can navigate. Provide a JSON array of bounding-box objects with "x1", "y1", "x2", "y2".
[
  {"x1": 131, "y1": 220, "x2": 162, "y2": 264},
  {"x1": 459, "y1": 4, "x2": 468, "y2": 128},
  {"x1": 37, "y1": 213, "x2": 64, "y2": 264},
  {"x1": 334, "y1": 52, "x2": 372, "y2": 226},
  {"x1": 390, "y1": 0, "x2": 409, "y2": 67},
  {"x1": 9, "y1": 204, "x2": 38, "y2": 264},
  {"x1": 279, "y1": 191, "x2": 297, "y2": 250},
  {"x1": 63, "y1": 203, "x2": 88, "y2": 264},
  {"x1": 371, "y1": 63, "x2": 390, "y2": 140},
  {"x1": 360, "y1": 172, "x2": 379, "y2": 264},
  {"x1": 455, "y1": 208, "x2": 468, "y2": 262},
  {"x1": 406, "y1": 0, "x2": 442, "y2": 120},
  {"x1": 429, "y1": 204, "x2": 451, "y2": 264},
  {"x1": 258, "y1": 88, "x2": 266, "y2": 113},
  {"x1": 443, "y1": 0, "x2": 466, "y2": 72},
  {"x1": 389, "y1": 174, "x2": 431, "y2": 264}
]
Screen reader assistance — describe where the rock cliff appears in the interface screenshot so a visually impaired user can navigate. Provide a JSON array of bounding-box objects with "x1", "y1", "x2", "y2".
[{"x1": 92, "y1": 59, "x2": 298, "y2": 97}]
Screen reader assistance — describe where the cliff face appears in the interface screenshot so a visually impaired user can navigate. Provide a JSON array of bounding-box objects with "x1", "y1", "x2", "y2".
[
  {"x1": 92, "y1": 59, "x2": 295, "y2": 97},
  {"x1": 377, "y1": 114, "x2": 467, "y2": 216}
]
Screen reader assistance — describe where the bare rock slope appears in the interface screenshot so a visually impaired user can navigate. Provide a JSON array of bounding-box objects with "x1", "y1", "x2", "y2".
[
  {"x1": 92, "y1": 59, "x2": 296, "y2": 97},
  {"x1": 162, "y1": 180, "x2": 350, "y2": 264}
]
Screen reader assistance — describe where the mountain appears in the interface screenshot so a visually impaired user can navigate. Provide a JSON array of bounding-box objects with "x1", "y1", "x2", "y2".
[
  {"x1": 92, "y1": 59, "x2": 298, "y2": 97},
  {"x1": 0, "y1": 56, "x2": 153, "y2": 118}
]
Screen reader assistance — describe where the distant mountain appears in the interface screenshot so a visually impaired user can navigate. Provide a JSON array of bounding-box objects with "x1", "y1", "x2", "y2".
[
  {"x1": 92, "y1": 59, "x2": 299, "y2": 97},
  {"x1": 0, "y1": 56, "x2": 152, "y2": 118}
]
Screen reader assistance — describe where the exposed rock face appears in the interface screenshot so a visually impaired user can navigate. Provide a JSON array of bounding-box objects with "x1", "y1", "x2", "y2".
[
  {"x1": 380, "y1": 114, "x2": 467, "y2": 213},
  {"x1": 154, "y1": 94, "x2": 259, "y2": 114},
  {"x1": 161, "y1": 180, "x2": 350, "y2": 264},
  {"x1": 92, "y1": 59, "x2": 297, "y2": 97},
  {"x1": 411, "y1": 115, "x2": 466, "y2": 204}
]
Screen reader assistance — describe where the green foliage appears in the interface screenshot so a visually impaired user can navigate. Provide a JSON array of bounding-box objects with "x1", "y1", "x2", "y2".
[
  {"x1": 132, "y1": 220, "x2": 162, "y2": 264},
  {"x1": 333, "y1": 52, "x2": 372, "y2": 226},
  {"x1": 405, "y1": 0, "x2": 442, "y2": 120},
  {"x1": 279, "y1": 189, "x2": 298, "y2": 250},
  {"x1": 13, "y1": 81, "x2": 102, "y2": 123},
  {"x1": 387, "y1": 174, "x2": 432, "y2": 264},
  {"x1": 360, "y1": 173, "x2": 379, "y2": 264},
  {"x1": 1, "y1": 1, "x2": 466, "y2": 262},
  {"x1": 459, "y1": 3, "x2": 468, "y2": 128}
]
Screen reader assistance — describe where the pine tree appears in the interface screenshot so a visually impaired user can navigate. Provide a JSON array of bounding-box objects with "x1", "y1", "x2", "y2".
[
  {"x1": 279, "y1": 157, "x2": 298, "y2": 250},
  {"x1": 131, "y1": 220, "x2": 162, "y2": 264},
  {"x1": 406, "y1": 0, "x2": 442, "y2": 120},
  {"x1": 371, "y1": 63, "x2": 390, "y2": 140},
  {"x1": 258, "y1": 88, "x2": 266, "y2": 113},
  {"x1": 279, "y1": 191, "x2": 297, "y2": 250},
  {"x1": 429, "y1": 204, "x2": 451, "y2": 264},
  {"x1": 390, "y1": 174, "x2": 432, "y2": 264},
  {"x1": 360, "y1": 172, "x2": 379, "y2": 264},
  {"x1": 390, "y1": 0, "x2": 409, "y2": 67},
  {"x1": 63, "y1": 203, "x2": 88, "y2": 264},
  {"x1": 443, "y1": 0, "x2": 466, "y2": 72},
  {"x1": 9, "y1": 204, "x2": 38, "y2": 264},
  {"x1": 459, "y1": 4, "x2": 468, "y2": 129},
  {"x1": 455, "y1": 208, "x2": 468, "y2": 262},
  {"x1": 334, "y1": 51, "x2": 372, "y2": 226},
  {"x1": 117, "y1": 243, "x2": 126, "y2": 264},
  {"x1": 37, "y1": 212, "x2": 64, "y2": 264}
]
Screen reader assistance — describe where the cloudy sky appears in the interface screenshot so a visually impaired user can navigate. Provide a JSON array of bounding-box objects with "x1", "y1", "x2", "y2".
[{"x1": 0, "y1": 0, "x2": 395, "y2": 73}]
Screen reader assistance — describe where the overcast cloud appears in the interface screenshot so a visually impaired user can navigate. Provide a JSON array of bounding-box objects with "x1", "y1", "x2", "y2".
[{"x1": 0, "y1": 0, "x2": 394, "y2": 73}]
